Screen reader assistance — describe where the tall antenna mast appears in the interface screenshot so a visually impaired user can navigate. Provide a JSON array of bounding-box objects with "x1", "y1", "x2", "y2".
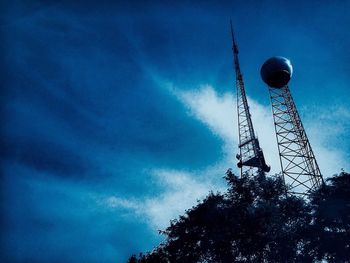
[{"x1": 230, "y1": 20, "x2": 270, "y2": 177}]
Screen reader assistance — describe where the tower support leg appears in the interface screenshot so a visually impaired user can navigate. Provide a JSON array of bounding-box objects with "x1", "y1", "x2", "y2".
[{"x1": 269, "y1": 86, "x2": 323, "y2": 195}]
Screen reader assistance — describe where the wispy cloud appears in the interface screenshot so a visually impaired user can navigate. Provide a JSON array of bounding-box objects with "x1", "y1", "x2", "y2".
[
  {"x1": 104, "y1": 168, "x2": 226, "y2": 230},
  {"x1": 175, "y1": 85, "x2": 236, "y2": 142},
  {"x1": 113, "y1": 84, "x2": 349, "y2": 231},
  {"x1": 2, "y1": 1, "x2": 349, "y2": 262},
  {"x1": 143, "y1": 169, "x2": 219, "y2": 229},
  {"x1": 175, "y1": 85, "x2": 349, "y2": 176},
  {"x1": 174, "y1": 84, "x2": 280, "y2": 175}
]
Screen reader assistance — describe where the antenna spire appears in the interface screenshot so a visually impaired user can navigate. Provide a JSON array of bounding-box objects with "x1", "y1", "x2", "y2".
[
  {"x1": 230, "y1": 21, "x2": 270, "y2": 177},
  {"x1": 230, "y1": 19, "x2": 239, "y2": 54}
]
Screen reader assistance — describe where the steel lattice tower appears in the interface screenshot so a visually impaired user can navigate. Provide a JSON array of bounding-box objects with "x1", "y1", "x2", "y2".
[
  {"x1": 230, "y1": 21, "x2": 270, "y2": 177},
  {"x1": 261, "y1": 57, "x2": 324, "y2": 194}
]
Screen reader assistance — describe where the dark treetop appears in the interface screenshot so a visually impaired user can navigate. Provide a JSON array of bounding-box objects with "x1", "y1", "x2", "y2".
[{"x1": 128, "y1": 171, "x2": 350, "y2": 263}]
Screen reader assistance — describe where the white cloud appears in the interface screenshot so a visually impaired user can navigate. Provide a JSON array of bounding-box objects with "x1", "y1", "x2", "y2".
[
  {"x1": 103, "y1": 168, "x2": 225, "y2": 230},
  {"x1": 143, "y1": 169, "x2": 216, "y2": 229},
  {"x1": 174, "y1": 85, "x2": 281, "y2": 175},
  {"x1": 104, "y1": 84, "x2": 349, "y2": 231},
  {"x1": 104, "y1": 196, "x2": 139, "y2": 210},
  {"x1": 175, "y1": 85, "x2": 349, "y2": 177},
  {"x1": 303, "y1": 105, "x2": 350, "y2": 176},
  {"x1": 175, "y1": 85, "x2": 236, "y2": 143}
]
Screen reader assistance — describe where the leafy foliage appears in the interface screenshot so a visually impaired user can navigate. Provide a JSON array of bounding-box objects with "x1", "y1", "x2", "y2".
[
  {"x1": 127, "y1": 171, "x2": 350, "y2": 262},
  {"x1": 308, "y1": 173, "x2": 350, "y2": 262}
]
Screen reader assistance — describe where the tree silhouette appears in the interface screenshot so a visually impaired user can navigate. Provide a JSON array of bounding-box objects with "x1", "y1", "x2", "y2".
[
  {"x1": 307, "y1": 172, "x2": 350, "y2": 262},
  {"x1": 127, "y1": 171, "x2": 350, "y2": 262}
]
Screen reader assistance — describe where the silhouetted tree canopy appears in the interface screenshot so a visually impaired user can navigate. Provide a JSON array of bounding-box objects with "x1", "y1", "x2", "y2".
[
  {"x1": 127, "y1": 171, "x2": 350, "y2": 263},
  {"x1": 308, "y1": 173, "x2": 350, "y2": 262}
]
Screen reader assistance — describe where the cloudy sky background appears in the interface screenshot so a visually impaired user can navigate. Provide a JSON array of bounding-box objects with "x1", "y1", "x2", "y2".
[{"x1": 1, "y1": 1, "x2": 350, "y2": 262}]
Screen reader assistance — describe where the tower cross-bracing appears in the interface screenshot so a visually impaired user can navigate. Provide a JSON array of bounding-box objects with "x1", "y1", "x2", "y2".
[
  {"x1": 261, "y1": 57, "x2": 324, "y2": 195},
  {"x1": 269, "y1": 86, "x2": 323, "y2": 194},
  {"x1": 230, "y1": 21, "x2": 270, "y2": 177}
]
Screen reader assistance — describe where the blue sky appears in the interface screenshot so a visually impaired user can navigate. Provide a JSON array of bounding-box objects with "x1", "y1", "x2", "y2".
[{"x1": 1, "y1": 1, "x2": 349, "y2": 262}]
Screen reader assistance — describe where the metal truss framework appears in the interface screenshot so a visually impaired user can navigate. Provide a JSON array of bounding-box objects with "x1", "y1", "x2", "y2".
[
  {"x1": 269, "y1": 86, "x2": 324, "y2": 194},
  {"x1": 236, "y1": 70, "x2": 260, "y2": 177},
  {"x1": 231, "y1": 21, "x2": 270, "y2": 177}
]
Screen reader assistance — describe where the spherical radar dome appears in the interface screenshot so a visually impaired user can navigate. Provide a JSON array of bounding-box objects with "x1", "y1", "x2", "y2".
[{"x1": 260, "y1": 56, "x2": 293, "y2": 88}]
